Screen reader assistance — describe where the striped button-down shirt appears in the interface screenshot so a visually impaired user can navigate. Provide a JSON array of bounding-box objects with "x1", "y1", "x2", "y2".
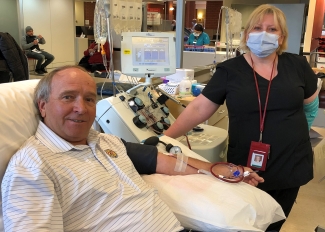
[{"x1": 2, "y1": 121, "x2": 182, "y2": 232}]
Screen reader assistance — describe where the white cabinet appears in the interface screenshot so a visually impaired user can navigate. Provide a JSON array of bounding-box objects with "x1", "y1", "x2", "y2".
[
  {"x1": 166, "y1": 97, "x2": 228, "y2": 130},
  {"x1": 75, "y1": 38, "x2": 88, "y2": 64},
  {"x1": 182, "y1": 51, "x2": 227, "y2": 69}
]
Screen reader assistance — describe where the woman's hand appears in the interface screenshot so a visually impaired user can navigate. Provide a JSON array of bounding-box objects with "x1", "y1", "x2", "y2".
[{"x1": 242, "y1": 167, "x2": 264, "y2": 186}]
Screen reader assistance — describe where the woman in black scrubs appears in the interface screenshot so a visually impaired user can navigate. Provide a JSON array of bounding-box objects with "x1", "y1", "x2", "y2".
[{"x1": 165, "y1": 4, "x2": 319, "y2": 231}]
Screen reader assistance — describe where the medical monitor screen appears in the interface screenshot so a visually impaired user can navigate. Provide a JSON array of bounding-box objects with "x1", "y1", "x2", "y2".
[
  {"x1": 121, "y1": 32, "x2": 176, "y2": 78},
  {"x1": 132, "y1": 37, "x2": 169, "y2": 66}
]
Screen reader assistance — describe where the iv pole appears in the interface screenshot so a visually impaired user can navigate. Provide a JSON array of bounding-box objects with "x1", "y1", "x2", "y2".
[
  {"x1": 94, "y1": 0, "x2": 116, "y2": 97},
  {"x1": 218, "y1": 6, "x2": 238, "y2": 61},
  {"x1": 220, "y1": 6, "x2": 230, "y2": 60},
  {"x1": 103, "y1": 1, "x2": 116, "y2": 97},
  {"x1": 225, "y1": 7, "x2": 230, "y2": 60}
]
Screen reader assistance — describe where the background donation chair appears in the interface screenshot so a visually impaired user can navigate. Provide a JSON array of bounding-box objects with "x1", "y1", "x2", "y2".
[
  {"x1": 0, "y1": 57, "x2": 13, "y2": 83},
  {"x1": 0, "y1": 80, "x2": 40, "y2": 231},
  {"x1": 0, "y1": 32, "x2": 29, "y2": 82}
]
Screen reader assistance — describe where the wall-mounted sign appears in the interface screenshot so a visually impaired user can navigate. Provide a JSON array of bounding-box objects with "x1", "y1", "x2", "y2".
[{"x1": 147, "y1": 12, "x2": 161, "y2": 25}]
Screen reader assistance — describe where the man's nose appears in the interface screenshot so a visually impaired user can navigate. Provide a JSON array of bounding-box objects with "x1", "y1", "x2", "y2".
[{"x1": 74, "y1": 99, "x2": 88, "y2": 113}]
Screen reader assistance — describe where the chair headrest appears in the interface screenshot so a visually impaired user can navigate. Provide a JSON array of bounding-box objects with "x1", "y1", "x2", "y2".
[{"x1": 0, "y1": 79, "x2": 40, "y2": 187}]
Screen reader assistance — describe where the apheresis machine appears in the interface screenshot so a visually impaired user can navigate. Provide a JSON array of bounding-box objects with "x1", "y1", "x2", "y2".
[{"x1": 95, "y1": 32, "x2": 228, "y2": 162}]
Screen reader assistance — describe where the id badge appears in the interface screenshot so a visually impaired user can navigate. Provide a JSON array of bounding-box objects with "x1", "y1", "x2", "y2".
[{"x1": 247, "y1": 141, "x2": 270, "y2": 171}]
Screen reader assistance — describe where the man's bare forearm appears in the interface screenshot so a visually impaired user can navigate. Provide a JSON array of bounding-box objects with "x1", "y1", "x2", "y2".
[{"x1": 156, "y1": 152, "x2": 211, "y2": 175}]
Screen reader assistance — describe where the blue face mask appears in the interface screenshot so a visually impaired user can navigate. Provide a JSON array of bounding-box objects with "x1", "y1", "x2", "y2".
[{"x1": 246, "y1": 31, "x2": 279, "y2": 57}]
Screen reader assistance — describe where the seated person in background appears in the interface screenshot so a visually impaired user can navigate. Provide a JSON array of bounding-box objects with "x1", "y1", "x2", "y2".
[
  {"x1": 22, "y1": 26, "x2": 55, "y2": 75},
  {"x1": 1, "y1": 65, "x2": 263, "y2": 231},
  {"x1": 78, "y1": 41, "x2": 110, "y2": 73},
  {"x1": 187, "y1": 24, "x2": 210, "y2": 46},
  {"x1": 171, "y1": 20, "x2": 176, "y2": 31}
]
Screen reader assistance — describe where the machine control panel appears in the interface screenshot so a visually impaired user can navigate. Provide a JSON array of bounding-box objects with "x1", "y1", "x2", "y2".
[
  {"x1": 96, "y1": 85, "x2": 176, "y2": 143},
  {"x1": 95, "y1": 84, "x2": 228, "y2": 163}
]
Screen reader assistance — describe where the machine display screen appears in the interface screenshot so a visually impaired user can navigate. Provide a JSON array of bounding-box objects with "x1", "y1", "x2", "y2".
[
  {"x1": 121, "y1": 32, "x2": 176, "y2": 78},
  {"x1": 132, "y1": 37, "x2": 169, "y2": 66}
]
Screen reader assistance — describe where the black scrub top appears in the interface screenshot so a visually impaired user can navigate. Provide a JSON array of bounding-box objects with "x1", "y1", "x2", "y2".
[{"x1": 202, "y1": 53, "x2": 318, "y2": 191}]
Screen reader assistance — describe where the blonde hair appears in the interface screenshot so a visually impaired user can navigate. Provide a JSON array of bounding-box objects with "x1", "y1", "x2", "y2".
[{"x1": 239, "y1": 4, "x2": 288, "y2": 55}]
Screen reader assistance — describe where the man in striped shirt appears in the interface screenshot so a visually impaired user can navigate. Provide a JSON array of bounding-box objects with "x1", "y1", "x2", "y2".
[{"x1": 1, "y1": 66, "x2": 263, "y2": 231}]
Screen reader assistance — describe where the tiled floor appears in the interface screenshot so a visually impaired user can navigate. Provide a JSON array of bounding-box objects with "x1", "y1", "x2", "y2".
[{"x1": 29, "y1": 71, "x2": 325, "y2": 231}]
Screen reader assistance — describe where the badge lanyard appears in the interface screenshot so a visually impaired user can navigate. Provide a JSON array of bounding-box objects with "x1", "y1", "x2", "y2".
[
  {"x1": 246, "y1": 54, "x2": 276, "y2": 171},
  {"x1": 250, "y1": 54, "x2": 276, "y2": 142}
]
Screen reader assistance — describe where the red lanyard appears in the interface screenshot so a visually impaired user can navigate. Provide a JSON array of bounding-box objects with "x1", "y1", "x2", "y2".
[{"x1": 250, "y1": 55, "x2": 276, "y2": 142}]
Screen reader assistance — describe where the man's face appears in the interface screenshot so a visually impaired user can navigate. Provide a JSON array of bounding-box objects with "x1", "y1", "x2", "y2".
[
  {"x1": 26, "y1": 30, "x2": 33, "y2": 36},
  {"x1": 38, "y1": 68, "x2": 97, "y2": 145}
]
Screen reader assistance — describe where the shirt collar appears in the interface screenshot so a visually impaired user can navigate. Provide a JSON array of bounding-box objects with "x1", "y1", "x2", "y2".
[{"x1": 35, "y1": 121, "x2": 100, "y2": 153}]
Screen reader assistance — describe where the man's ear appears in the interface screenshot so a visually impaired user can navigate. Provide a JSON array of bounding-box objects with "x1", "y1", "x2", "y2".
[{"x1": 38, "y1": 100, "x2": 46, "y2": 118}]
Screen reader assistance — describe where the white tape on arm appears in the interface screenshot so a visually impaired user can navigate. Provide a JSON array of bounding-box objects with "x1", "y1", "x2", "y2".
[{"x1": 174, "y1": 153, "x2": 188, "y2": 172}]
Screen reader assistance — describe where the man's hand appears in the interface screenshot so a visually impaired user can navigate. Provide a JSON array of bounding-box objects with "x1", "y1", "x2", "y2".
[
  {"x1": 38, "y1": 35, "x2": 43, "y2": 39},
  {"x1": 242, "y1": 167, "x2": 264, "y2": 186},
  {"x1": 33, "y1": 39, "x2": 38, "y2": 45}
]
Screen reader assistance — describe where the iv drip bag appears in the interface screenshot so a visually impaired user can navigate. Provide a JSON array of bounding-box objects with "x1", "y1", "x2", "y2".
[{"x1": 94, "y1": 0, "x2": 109, "y2": 44}]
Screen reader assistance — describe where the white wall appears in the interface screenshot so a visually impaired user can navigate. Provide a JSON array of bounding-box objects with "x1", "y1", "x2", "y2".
[
  {"x1": 272, "y1": 4, "x2": 305, "y2": 55},
  {"x1": 0, "y1": 0, "x2": 20, "y2": 43},
  {"x1": 19, "y1": 0, "x2": 75, "y2": 68}
]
